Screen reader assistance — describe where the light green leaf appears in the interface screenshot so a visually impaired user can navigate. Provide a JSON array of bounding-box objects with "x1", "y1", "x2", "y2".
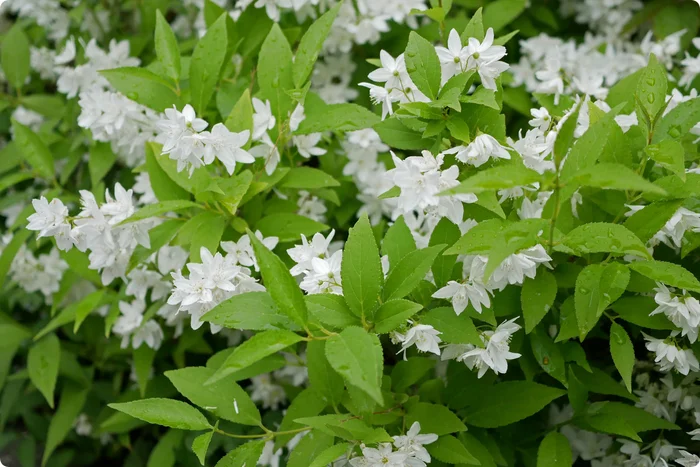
[
  {"x1": 296, "y1": 414, "x2": 391, "y2": 443},
  {"x1": 530, "y1": 326, "x2": 567, "y2": 385},
  {"x1": 296, "y1": 103, "x2": 380, "y2": 134},
  {"x1": 248, "y1": 230, "x2": 309, "y2": 326},
  {"x1": 342, "y1": 214, "x2": 383, "y2": 320},
  {"x1": 42, "y1": 383, "x2": 89, "y2": 466},
  {"x1": 636, "y1": 53, "x2": 667, "y2": 123},
  {"x1": 522, "y1": 270, "x2": 557, "y2": 333},
  {"x1": 422, "y1": 307, "x2": 481, "y2": 345},
  {"x1": 120, "y1": 200, "x2": 202, "y2": 224},
  {"x1": 133, "y1": 345, "x2": 156, "y2": 398},
  {"x1": 405, "y1": 31, "x2": 442, "y2": 99},
  {"x1": 308, "y1": 443, "x2": 350, "y2": 467},
  {"x1": 653, "y1": 97, "x2": 700, "y2": 143},
  {"x1": 610, "y1": 322, "x2": 634, "y2": 392},
  {"x1": 207, "y1": 329, "x2": 303, "y2": 384},
  {"x1": 12, "y1": 120, "x2": 54, "y2": 180},
  {"x1": 192, "y1": 430, "x2": 214, "y2": 466},
  {"x1": 570, "y1": 163, "x2": 667, "y2": 195},
  {"x1": 225, "y1": 89, "x2": 254, "y2": 142},
  {"x1": 306, "y1": 294, "x2": 362, "y2": 330},
  {"x1": 374, "y1": 117, "x2": 434, "y2": 150},
  {"x1": 645, "y1": 139, "x2": 685, "y2": 180},
  {"x1": 575, "y1": 263, "x2": 629, "y2": 339},
  {"x1": 325, "y1": 326, "x2": 384, "y2": 405},
  {"x1": 190, "y1": 13, "x2": 228, "y2": 113},
  {"x1": 155, "y1": 11, "x2": 181, "y2": 81},
  {"x1": 463, "y1": 381, "x2": 566, "y2": 428},
  {"x1": 461, "y1": 8, "x2": 485, "y2": 43},
  {"x1": 147, "y1": 430, "x2": 183, "y2": 467},
  {"x1": 0, "y1": 229, "x2": 31, "y2": 287},
  {"x1": 483, "y1": 0, "x2": 526, "y2": 32},
  {"x1": 429, "y1": 218, "x2": 461, "y2": 288},
  {"x1": 293, "y1": 3, "x2": 343, "y2": 87},
  {"x1": 202, "y1": 291, "x2": 299, "y2": 331},
  {"x1": 108, "y1": 398, "x2": 211, "y2": 430},
  {"x1": 101, "y1": 67, "x2": 182, "y2": 111},
  {"x1": 307, "y1": 340, "x2": 344, "y2": 407},
  {"x1": 288, "y1": 431, "x2": 334, "y2": 467},
  {"x1": 145, "y1": 142, "x2": 190, "y2": 201},
  {"x1": 1, "y1": 24, "x2": 30, "y2": 90},
  {"x1": 537, "y1": 432, "x2": 572, "y2": 467},
  {"x1": 214, "y1": 440, "x2": 265, "y2": 467},
  {"x1": 258, "y1": 23, "x2": 294, "y2": 121},
  {"x1": 382, "y1": 216, "x2": 417, "y2": 267},
  {"x1": 623, "y1": 200, "x2": 684, "y2": 244},
  {"x1": 276, "y1": 388, "x2": 329, "y2": 448},
  {"x1": 189, "y1": 213, "x2": 225, "y2": 262},
  {"x1": 442, "y1": 163, "x2": 539, "y2": 195},
  {"x1": 628, "y1": 260, "x2": 700, "y2": 292},
  {"x1": 166, "y1": 366, "x2": 261, "y2": 425},
  {"x1": 255, "y1": 213, "x2": 329, "y2": 243},
  {"x1": 373, "y1": 299, "x2": 424, "y2": 334},
  {"x1": 427, "y1": 435, "x2": 480, "y2": 465},
  {"x1": 383, "y1": 244, "x2": 445, "y2": 301},
  {"x1": 406, "y1": 402, "x2": 466, "y2": 435},
  {"x1": 282, "y1": 167, "x2": 340, "y2": 189},
  {"x1": 562, "y1": 223, "x2": 650, "y2": 259},
  {"x1": 27, "y1": 334, "x2": 61, "y2": 408},
  {"x1": 89, "y1": 143, "x2": 117, "y2": 187}
]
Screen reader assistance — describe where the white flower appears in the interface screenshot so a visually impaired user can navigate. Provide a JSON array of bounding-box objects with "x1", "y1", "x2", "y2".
[
  {"x1": 73, "y1": 414, "x2": 92, "y2": 436},
  {"x1": 445, "y1": 134, "x2": 511, "y2": 167},
  {"x1": 27, "y1": 197, "x2": 72, "y2": 249},
  {"x1": 393, "y1": 422, "x2": 438, "y2": 463},
  {"x1": 676, "y1": 451, "x2": 700, "y2": 467},
  {"x1": 432, "y1": 280, "x2": 491, "y2": 314},
  {"x1": 651, "y1": 283, "x2": 700, "y2": 343},
  {"x1": 393, "y1": 323, "x2": 442, "y2": 358},
  {"x1": 249, "y1": 133, "x2": 280, "y2": 175},
  {"x1": 300, "y1": 250, "x2": 343, "y2": 295},
  {"x1": 471, "y1": 244, "x2": 551, "y2": 290},
  {"x1": 466, "y1": 28, "x2": 509, "y2": 90},
  {"x1": 368, "y1": 50, "x2": 409, "y2": 90},
  {"x1": 351, "y1": 443, "x2": 409, "y2": 467},
  {"x1": 644, "y1": 334, "x2": 700, "y2": 375},
  {"x1": 252, "y1": 98, "x2": 276, "y2": 140},
  {"x1": 435, "y1": 29, "x2": 470, "y2": 83},
  {"x1": 156, "y1": 104, "x2": 208, "y2": 174},
  {"x1": 293, "y1": 133, "x2": 326, "y2": 158},
  {"x1": 250, "y1": 374, "x2": 286, "y2": 410},
  {"x1": 199, "y1": 123, "x2": 254, "y2": 174},
  {"x1": 287, "y1": 230, "x2": 335, "y2": 276}
]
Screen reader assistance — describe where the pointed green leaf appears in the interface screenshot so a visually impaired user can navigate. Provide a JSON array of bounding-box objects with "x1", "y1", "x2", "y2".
[
  {"x1": 537, "y1": 432, "x2": 572, "y2": 467},
  {"x1": 190, "y1": 13, "x2": 228, "y2": 113},
  {"x1": 342, "y1": 215, "x2": 383, "y2": 320},
  {"x1": 27, "y1": 334, "x2": 61, "y2": 408},
  {"x1": 522, "y1": 270, "x2": 557, "y2": 333},
  {"x1": 155, "y1": 11, "x2": 181, "y2": 81}
]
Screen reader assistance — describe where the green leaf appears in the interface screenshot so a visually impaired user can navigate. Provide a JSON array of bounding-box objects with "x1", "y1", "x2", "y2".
[
  {"x1": 276, "y1": 388, "x2": 328, "y2": 448},
  {"x1": 623, "y1": 200, "x2": 684, "y2": 244},
  {"x1": 166, "y1": 366, "x2": 261, "y2": 425},
  {"x1": 612, "y1": 296, "x2": 677, "y2": 330},
  {"x1": 258, "y1": 23, "x2": 294, "y2": 121},
  {"x1": 190, "y1": 13, "x2": 228, "y2": 113},
  {"x1": 88, "y1": 143, "x2": 117, "y2": 187},
  {"x1": 325, "y1": 326, "x2": 384, "y2": 405},
  {"x1": 255, "y1": 213, "x2": 329, "y2": 243},
  {"x1": 391, "y1": 357, "x2": 435, "y2": 392},
  {"x1": 562, "y1": 223, "x2": 650, "y2": 259},
  {"x1": 530, "y1": 326, "x2": 567, "y2": 385},
  {"x1": 609, "y1": 322, "x2": 634, "y2": 392},
  {"x1": 306, "y1": 340, "x2": 344, "y2": 407},
  {"x1": 308, "y1": 443, "x2": 350, "y2": 467},
  {"x1": 428, "y1": 435, "x2": 480, "y2": 465},
  {"x1": 293, "y1": 3, "x2": 342, "y2": 87},
  {"x1": 421, "y1": 307, "x2": 481, "y2": 345},
  {"x1": 461, "y1": 8, "x2": 485, "y2": 42},
  {"x1": 570, "y1": 163, "x2": 667, "y2": 195},
  {"x1": 628, "y1": 260, "x2": 700, "y2": 292},
  {"x1": 429, "y1": 218, "x2": 461, "y2": 288},
  {"x1": 155, "y1": 11, "x2": 181, "y2": 81},
  {"x1": 296, "y1": 103, "x2": 380, "y2": 134},
  {"x1": 225, "y1": 89, "x2": 254, "y2": 140},
  {"x1": 536, "y1": 432, "x2": 572, "y2": 467},
  {"x1": 282, "y1": 167, "x2": 340, "y2": 189},
  {"x1": 575, "y1": 263, "x2": 629, "y2": 339},
  {"x1": 189, "y1": 213, "x2": 225, "y2": 262},
  {"x1": 147, "y1": 430, "x2": 183, "y2": 467},
  {"x1": 463, "y1": 381, "x2": 566, "y2": 428},
  {"x1": 645, "y1": 139, "x2": 685, "y2": 180},
  {"x1": 120, "y1": 200, "x2": 202, "y2": 224},
  {"x1": 374, "y1": 117, "x2": 434, "y2": 150},
  {"x1": 27, "y1": 334, "x2": 61, "y2": 408},
  {"x1": 296, "y1": 414, "x2": 391, "y2": 443},
  {"x1": 133, "y1": 345, "x2": 156, "y2": 398},
  {"x1": 0, "y1": 229, "x2": 31, "y2": 286},
  {"x1": 483, "y1": 0, "x2": 526, "y2": 32},
  {"x1": 373, "y1": 299, "x2": 424, "y2": 334},
  {"x1": 12, "y1": 120, "x2": 54, "y2": 180},
  {"x1": 382, "y1": 216, "x2": 417, "y2": 268},
  {"x1": 248, "y1": 230, "x2": 309, "y2": 326},
  {"x1": 41, "y1": 383, "x2": 89, "y2": 466},
  {"x1": 288, "y1": 431, "x2": 334, "y2": 467},
  {"x1": 342, "y1": 215, "x2": 383, "y2": 320},
  {"x1": 207, "y1": 330, "x2": 304, "y2": 384},
  {"x1": 1, "y1": 24, "x2": 30, "y2": 90},
  {"x1": 653, "y1": 97, "x2": 700, "y2": 144},
  {"x1": 192, "y1": 430, "x2": 213, "y2": 466},
  {"x1": 383, "y1": 244, "x2": 445, "y2": 301},
  {"x1": 406, "y1": 402, "x2": 466, "y2": 435},
  {"x1": 636, "y1": 53, "x2": 667, "y2": 122},
  {"x1": 306, "y1": 294, "x2": 362, "y2": 330},
  {"x1": 521, "y1": 270, "x2": 557, "y2": 333},
  {"x1": 442, "y1": 163, "x2": 539, "y2": 195},
  {"x1": 108, "y1": 398, "x2": 211, "y2": 431},
  {"x1": 145, "y1": 142, "x2": 190, "y2": 201},
  {"x1": 202, "y1": 291, "x2": 299, "y2": 331},
  {"x1": 101, "y1": 67, "x2": 182, "y2": 111},
  {"x1": 405, "y1": 31, "x2": 442, "y2": 99},
  {"x1": 214, "y1": 440, "x2": 265, "y2": 467},
  {"x1": 571, "y1": 365, "x2": 637, "y2": 402},
  {"x1": 444, "y1": 218, "x2": 506, "y2": 256},
  {"x1": 215, "y1": 171, "x2": 254, "y2": 215}
]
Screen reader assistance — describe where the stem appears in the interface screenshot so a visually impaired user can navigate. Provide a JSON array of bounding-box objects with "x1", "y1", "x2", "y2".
[
  {"x1": 548, "y1": 174, "x2": 561, "y2": 253},
  {"x1": 213, "y1": 426, "x2": 310, "y2": 440}
]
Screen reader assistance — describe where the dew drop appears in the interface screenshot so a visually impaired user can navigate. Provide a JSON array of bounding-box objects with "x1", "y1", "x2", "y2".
[{"x1": 647, "y1": 93, "x2": 655, "y2": 104}]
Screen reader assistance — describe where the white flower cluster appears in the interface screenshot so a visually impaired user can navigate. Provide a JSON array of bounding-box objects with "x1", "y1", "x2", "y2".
[
  {"x1": 156, "y1": 104, "x2": 254, "y2": 176},
  {"x1": 560, "y1": 0, "x2": 642, "y2": 37},
  {"x1": 287, "y1": 230, "x2": 343, "y2": 295},
  {"x1": 361, "y1": 28, "x2": 508, "y2": 119},
  {"x1": 27, "y1": 184, "x2": 155, "y2": 285},
  {"x1": 349, "y1": 422, "x2": 438, "y2": 467},
  {"x1": 442, "y1": 318, "x2": 522, "y2": 378},
  {"x1": 167, "y1": 232, "x2": 276, "y2": 332},
  {"x1": 5, "y1": 0, "x2": 71, "y2": 41}
]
